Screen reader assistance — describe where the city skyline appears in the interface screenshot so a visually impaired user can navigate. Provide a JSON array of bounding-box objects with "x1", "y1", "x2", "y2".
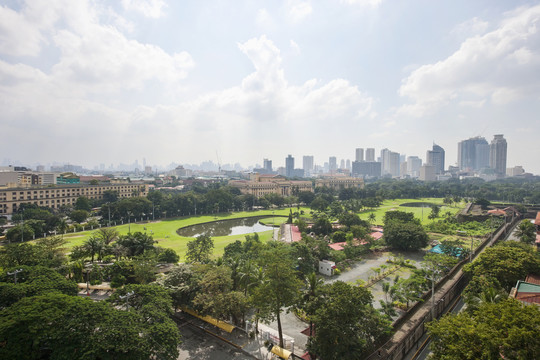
[{"x1": 1, "y1": 1, "x2": 540, "y2": 174}]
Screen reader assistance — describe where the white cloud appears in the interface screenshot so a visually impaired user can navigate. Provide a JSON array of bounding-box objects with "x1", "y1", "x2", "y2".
[
  {"x1": 340, "y1": 0, "x2": 383, "y2": 8},
  {"x1": 398, "y1": 5, "x2": 540, "y2": 117},
  {"x1": 290, "y1": 39, "x2": 301, "y2": 54},
  {"x1": 121, "y1": 0, "x2": 166, "y2": 18},
  {"x1": 286, "y1": 1, "x2": 312, "y2": 23},
  {"x1": 451, "y1": 17, "x2": 489, "y2": 37}
]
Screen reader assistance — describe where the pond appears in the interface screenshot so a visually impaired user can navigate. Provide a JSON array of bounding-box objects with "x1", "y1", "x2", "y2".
[
  {"x1": 399, "y1": 202, "x2": 437, "y2": 208},
  {"x1": 176, "y1": 216, "x2": 275, "y2": 238}
]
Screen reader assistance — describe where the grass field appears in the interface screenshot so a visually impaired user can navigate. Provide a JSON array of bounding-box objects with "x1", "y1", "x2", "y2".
[
  {"x1": 357, "y1": 198, "x2": 463, "y2": 226},
  {"x1": 59, "y1": 208, "x2": 302, "y2": 259},
  {"x1": 56, "y1": 198, "x2": 465, "y2": 259}
]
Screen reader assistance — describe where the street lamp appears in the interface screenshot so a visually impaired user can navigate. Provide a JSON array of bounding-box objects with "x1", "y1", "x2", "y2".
[
  {"x1": 7, "y1": 269, "x2": 23, "y2": 284},
  {"x1": 119, "y1": 291, "x2": 135, "y2": 311}
]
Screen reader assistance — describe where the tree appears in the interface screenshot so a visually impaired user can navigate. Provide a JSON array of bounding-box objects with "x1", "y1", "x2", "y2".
[
  {"x1": 185, "y1": 235, "x2": 214, "y2": 263},
  {"x1": 160, "y1": 264, "x2": 201, "y2": 310},
  {"x1": 308, "y1": 281, "x2": 392, "y2": 359},
  {"x1": 463, "y1": 242, "x2": 540, "y2": 290},
  {"x1": 82, "y1": 236, "x2": 105, "y2": 262},
  {"x1": 93, "y1": 227, "x2": 119, "y2": 245},
  {"x1": 312, "y1": 216, "x2": 332, "y2": 235},
  {"x1": 69, "y1": 209, "x2": 88, "y2": 224},
  {"x1": 5, "y1": 224, "x2": 34, "y2": 243},
  {"x1": 384, "y1": 220, "x2": 428, "y2": 250},
  {"x1": 428, "y1": 205, "x2": 440, "y2": 220},
  {"x1": 0, "y1": 292, "x2": 180, "y2": 360},
  {"x1": 252, "y1": 245, "x2": 302, "y2": 348},
  {"x1": 368, "y1": 213, "x2": 376, "y2": 225},
  {"x1": 297, "y1": 272, "x2": 324, "y2": 342},
  {"x1": 116, "y1": 232, "x2": 156, "y2": 258},
  {"x1": 157, "y1": 248, "x2": 180, "y2": 263},
  {"x1": 192, "y1": 266, "x2": 249, "y2": 325},
  {"x1": 515, "y1": 219, "x2": 536, "y2": 244},
  {"x1": 75, "y1": 196, "x2": 92, "y2": 211},
  {"x1": 428, "y1": 299, "x2": 540, "y2": 360}
]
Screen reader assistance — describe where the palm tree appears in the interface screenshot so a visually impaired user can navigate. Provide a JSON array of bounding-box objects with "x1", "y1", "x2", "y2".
[
  {"x1": 301, "y1": 273, "x2": 324, "y2": 338},
  {"x1": 83, "y1": 236, "x2": 104, "y2": 263},
  {"x1": 471, "y1": 287, "x2": 503, "y2": 306},
  {"x1": 57, "y1": 219, "x2": 68, "y2": 238},
  {"x1": 368, "y1": 213, "x2": 376, "y2": 225},
  {"x1": 95, "y1": 228, "x2": 119, "y2": 245}
]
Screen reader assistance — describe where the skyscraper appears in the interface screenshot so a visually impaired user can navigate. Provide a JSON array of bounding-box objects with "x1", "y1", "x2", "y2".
[
  {"x1": 407, "y1": 156, "x2": 422, "y2": 178},
  {"x1": 490, "y1": 134, "x2": 507, "y2": 177},
  {"x1": 458, "y1": 137, "x2": 488, "y2": 171},
  {"x1": 426, "y1": 144, "x2": 445, "y2": 174},
  {"x1": 365, "y1": 148, "x2": 375, "y2": 162},
  {"x1": 303, "y1": 155, "x2": 314, "y2": 175},
  {"x1": 381, "y1": 149, "x2": 400, "y2": 177},
  {"x1": 329, "y1": 156, "x2": 337, "y2": 173},
  {"x1": 263, "y1": 158, "x2": 272, "y2": 173},
  {"x1": 355, "y1": 148, "x2": 364, "y2": 162},
  {"x1": 285, "y1": 155, "x2": 294, "y2": 178}
]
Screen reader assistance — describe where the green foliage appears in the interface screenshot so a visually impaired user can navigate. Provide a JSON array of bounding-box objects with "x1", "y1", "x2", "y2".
[
  {"x1": 515, "y1": 219, "x2": 536, "y2": 244},
  {"x1": 426, "y1": 218, "x2": 503, "y2": 236},
  {"x1": 0, "y1": 293, "x2": 180, "y2": 360},
  {"x1": 384, "y1": 220, "x2": 428, "y2": 251},
  {"x1": 75, "y1": 196, "x2": 92, "y2": 211},
  {"x1": 308, "y1": 281, "x2": 392, "y2": 359},
  {"x1": 252, "y1": 244, "x2": 302, "y2": 348},
  {"x1": 157, "y1": 248, "x2": 180, "y2": 263},
  {"x1": 185, "y1": 234, "x2": 214, "y2": 263},
  {"x1": 463, "y1": 242, "x2": 540, "y2": 291},
  {"x1": 5, "y1": 224, "x2": 34, "y2": 242},
  {"x1": 69, "y1": 209, "x2": 89, "y2": 223},
  {"x1": 116, "y1": 231, "x2": 156, "y2": 258},
  {"x1": 0, "y1": 266, "x2": 77, "y2": 307},
  {"x1": 312, "y1": 216, "x2": 332, "y2": 235},
  {"x1": 428, "y1": 299, "x2": 540, "y2": 360}
]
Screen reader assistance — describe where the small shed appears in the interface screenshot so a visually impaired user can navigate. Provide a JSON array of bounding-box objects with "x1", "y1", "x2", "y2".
[{"x1": 319, "y1": 260, "x2": 336, "y2": 276}]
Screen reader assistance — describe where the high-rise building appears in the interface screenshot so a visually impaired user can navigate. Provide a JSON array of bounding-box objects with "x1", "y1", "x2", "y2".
[
  {"x1": 303, "y1": 156, "x2": 314, "y2": 176},
  {"x1": 340, "y1": 159, "x2": 345, "y2": 169},
  {"x1": 475, "y1": 143, "x2": 490, "y2": 170},
  {"x1": 365, "y1": 148, "x2": 375, "y2": 162},
  {"x1": 407, "y1": 156, "x2": 422, "y2": 178},
  {"x1": 263, "y1": 159, "x2": 272, "y2": 173},
  {"x1": 355, "y1": 148, "x2": 364, "y2": 162},
  {"x1": 329, "y1": 157, "x2": 337, "y2": 173},
  {"x1": 457, "y1": 137, "x2": 488, "y2": 171},
  {"x1": 419, "y1": 165, "x2": 436, "y2": 181},
  {"x1": 352, "y1": 161, "x2": 381, "y2": 178},
  {"x1": 346, "y1": 159, "x2": 351, "y2": 170},
  {"x1": 285, "y1": 155, "x2": 294, "y2": 178},
  {"x1": 426, "y1": 144, "x2": 445, "y2": 174},
  {"x1": 381, "y1": 149, "x2": 400, "y2": 177},
  {"x1": 490, "y1": 134, "x2": 507, "y2": 177}
]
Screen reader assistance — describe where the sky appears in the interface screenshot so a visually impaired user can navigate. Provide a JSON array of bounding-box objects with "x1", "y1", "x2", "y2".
[{"x1": 1, "y1": 0, "x2": 540, "y2": 174}]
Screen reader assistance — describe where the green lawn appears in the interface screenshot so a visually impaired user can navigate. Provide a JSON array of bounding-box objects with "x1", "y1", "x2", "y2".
[
  {"x1": 56, "y1": 199, "x2": 465, "y2": 259},
  {"x1": 357, "y1": 198, "x2": 463, "y2": 226},
  {"x1": 59, "y1": 208, "x2": 302, "y2": 259}
]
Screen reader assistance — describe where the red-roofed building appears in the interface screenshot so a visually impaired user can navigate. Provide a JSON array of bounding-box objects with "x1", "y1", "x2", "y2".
[
  {"x1": 329, "y1": 242, "x2": 346, "y2": 251},
  {"x1": 488, "y1": 209, "x2": 506, "y2": 216},
  {"x1": 370, "y1": 231, "x2": 384, "y2": 241},
  {"x1": 535, "y1": 212, "x2": 540, "y2": 227}
]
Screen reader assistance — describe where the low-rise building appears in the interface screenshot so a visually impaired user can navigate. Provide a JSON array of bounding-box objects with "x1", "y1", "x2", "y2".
[
  {"x1": 315, "y1": 176, "x2": 364, "y2": 190},
  {"x1": 229, "y1": 173, "x2": 312, "y2": 198},
  {"x1": 0, "y1": 183, "x2": 149, "y2": 215}
]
